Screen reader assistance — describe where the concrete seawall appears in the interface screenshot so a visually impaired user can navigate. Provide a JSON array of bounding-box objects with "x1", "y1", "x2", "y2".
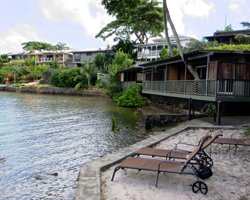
[{"x1": 0, "y1": 85, "x2": 105, "y2": 97}]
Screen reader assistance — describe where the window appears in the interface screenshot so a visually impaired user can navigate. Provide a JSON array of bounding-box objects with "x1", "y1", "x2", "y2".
[
  {"x1": 74, "y1": 53, "x2": 81, "y2": 62},
  {"x1": 86, "y1": 52, "x2": 92, "y2": 56},
  {"x1": 157, "y1": 45, "x2": 163, "y2": 50}
]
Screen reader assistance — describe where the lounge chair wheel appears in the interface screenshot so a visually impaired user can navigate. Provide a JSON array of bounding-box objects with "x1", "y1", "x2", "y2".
[{"x1": 192, "y1": 181, "x2": 208, "y2": 195}]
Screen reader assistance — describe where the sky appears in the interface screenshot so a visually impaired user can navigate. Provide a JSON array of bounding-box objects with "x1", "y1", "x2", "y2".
[{"x1": 0, "y1": 0, "x2": 249, "y2": 54}]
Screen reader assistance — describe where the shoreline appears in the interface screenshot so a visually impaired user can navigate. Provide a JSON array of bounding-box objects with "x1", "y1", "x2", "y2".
[{"x1": 0, "y1": 85, "x2": 107, "y2": 97}]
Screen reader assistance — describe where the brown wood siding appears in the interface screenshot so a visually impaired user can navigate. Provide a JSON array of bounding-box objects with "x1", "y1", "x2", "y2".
[
  {"x1": 168, "y1": 65, "x2": 178, "y2": 80},
  {"x1": 153, "y1": 72, "x2": 164, "y2": 81},
  {"x1": 208, "y1": 61, "x2": 218, "y2": 79},
  {"x1": 218, "y1": 63, "x2": 250, "y2": 80},
  {"x1": 218, "y1": 63, "x2": 235, "y2": 79},
  {"x1": 179, "y1": 70, "x2": 193, "y2": 80}
]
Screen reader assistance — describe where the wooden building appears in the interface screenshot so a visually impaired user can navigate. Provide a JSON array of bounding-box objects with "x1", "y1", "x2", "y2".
[
  {"x1": 204, "y1": 30, "x2": 250, "y2": 44},
  {"x1": 121, "y1": 50, "x2": 250, "y2": 114}
]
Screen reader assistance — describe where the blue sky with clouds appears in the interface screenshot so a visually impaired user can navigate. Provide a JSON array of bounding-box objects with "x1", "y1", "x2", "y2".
[{"x1": 0, "y1": 0, "x2": 249, "y2": 53}]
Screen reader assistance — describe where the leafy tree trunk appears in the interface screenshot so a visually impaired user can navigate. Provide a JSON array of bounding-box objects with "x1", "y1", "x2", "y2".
[
  {"x1": 163, "y1": 0, "x2": 173, "y2": 56},
  {"x1": 163, "y1": 0, "x2": 200, "y2": 80}
]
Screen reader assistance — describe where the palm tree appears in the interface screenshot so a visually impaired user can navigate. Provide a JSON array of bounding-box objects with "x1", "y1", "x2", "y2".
[
  {"x1": 54, "y1": 42, "x2": 69, "y2": 51},
  {"x1": 74, "y1": 62, "x2": 96, "y2": 89},
  {"x1": 163, "y1": 0, "x2": 173, "y2": 56},
  {"x1": 163, "y1": 0, "x2": 200, "y2": 80},
  {"x1": 241, "y1": 21, "x2": 250, "y2": 29},
  {"x1": 11, "y1": 66, "x2": 21, "y2": 84}
]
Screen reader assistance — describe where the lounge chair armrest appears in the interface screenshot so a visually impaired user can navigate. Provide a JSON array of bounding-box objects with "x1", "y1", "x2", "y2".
[{"x1": 174, "y1": 141, "x2": 197, "y2": 150}]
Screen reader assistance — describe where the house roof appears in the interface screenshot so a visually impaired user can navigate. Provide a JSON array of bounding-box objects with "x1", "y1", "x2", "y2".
[
  {"x1": 71, "y1": 49, "x2": 112, "y2": 54},
  {"x1": 204, "y1": 29, "x2": 250, "y2": 40},
  {"x1": 140, "y1": 50, "x2": 250, "y2": 68}
]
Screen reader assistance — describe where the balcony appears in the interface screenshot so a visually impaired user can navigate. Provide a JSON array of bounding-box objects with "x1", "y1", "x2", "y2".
[
  {"x1": 137, "y1": 50, "x2": 161, "y2": 60},
  {"x1": 142, "y1": 80, "x2": 250, "y2": 102},
  {"x1": 36, "y1": 57, "x2": 64, "y2": 63}
]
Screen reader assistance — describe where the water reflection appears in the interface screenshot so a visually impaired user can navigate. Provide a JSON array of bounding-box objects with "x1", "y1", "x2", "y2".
[{"x1": 0, "y1": 92, "x2": 146, "y2": 199}]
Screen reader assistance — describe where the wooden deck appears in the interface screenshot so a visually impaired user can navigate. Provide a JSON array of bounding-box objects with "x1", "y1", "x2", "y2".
[{"x1": 142, "y1": 80, "x2": 250, "y2": 102}]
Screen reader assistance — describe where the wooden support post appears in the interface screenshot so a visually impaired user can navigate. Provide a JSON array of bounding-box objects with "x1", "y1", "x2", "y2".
[
  {"x1": 217, "y1": 101, "x2": 222, "y2": 125},
  {"x1": 188, "y1": 98, "x2": 193, "y2": 120}
]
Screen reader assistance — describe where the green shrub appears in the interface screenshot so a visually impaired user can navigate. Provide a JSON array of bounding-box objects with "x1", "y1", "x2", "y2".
[
  {"x1": 116, "y1": 84, "x2": 147, "y2": 107},
  {"x1": 24, "y1": 56, "x2": 36, "y2": 66},
  {"x1": 0, "y1": 75, "x2": 3, "y2": 83},
  {"x1": 202, "y1": 103, "x2": 216, "y2": 116},
  {"x1": 207, "y1": 44, "x2": 250, "y2": 51},
  {"x1": 42, "y1": 68, "x2": 53, "y2": 83},
  {"x1": 49, "y1": 68, "x2": 80, "y2": 87},
  {"x1": 49, "y1": 60, "x2": 60, "y2": 69},
  {"x1": 49, "y1": 70, "x2": 61, "y2": 86}
]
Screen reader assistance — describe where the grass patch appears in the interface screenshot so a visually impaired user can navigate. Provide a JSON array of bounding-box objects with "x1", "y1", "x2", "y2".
[
  {"x1": 36, "y1": 84, "x2": 51, "y2": 88},
  {"x1": 239, "y1": 196, "x2": 248, "y2": 200},
  {"x1": 244, "y1": 128, "x2": 250, "y2": 136}
]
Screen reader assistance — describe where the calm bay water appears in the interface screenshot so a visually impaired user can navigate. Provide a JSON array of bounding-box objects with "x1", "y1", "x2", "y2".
[{"x1": 0, "y1": 92, "x2": 147, "y2": 199}]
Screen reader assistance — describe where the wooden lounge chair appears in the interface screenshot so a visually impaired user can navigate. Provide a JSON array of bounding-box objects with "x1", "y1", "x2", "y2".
[
  {"x1": 213, "y1": 134, "x2": 250, "y2": 154},
  {"x1": 111, "y1": 135, "x2": 213, "y2": 195},
  {"x1": 131, "y1": 131, "x2": 223, "y2": 168}
]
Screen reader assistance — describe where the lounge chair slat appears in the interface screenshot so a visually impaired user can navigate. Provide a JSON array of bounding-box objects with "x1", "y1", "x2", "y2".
[{"x1": 119, "y1": 157, "x2": 184, "y2": 173}]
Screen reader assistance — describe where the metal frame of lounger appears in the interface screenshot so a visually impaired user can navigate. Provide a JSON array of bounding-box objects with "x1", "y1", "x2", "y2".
[
  {"x1": 131, "y1": 131, "x2": 223, "y2": 168},
  {"x1": 213, "y1": 132, "x2": 250, "y2": 154},
  {"x1": 111, "y1": 134, "x2": 212, "y2": 195}
]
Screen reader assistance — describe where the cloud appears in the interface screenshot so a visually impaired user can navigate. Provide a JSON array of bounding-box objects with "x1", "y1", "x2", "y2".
[
  {"x1": 0, "y1": 24, "x2": 40, "y2": 53},
  {"x1": 37, "y1": 0, "x2": 113, "y2": 37},
  {"x1": 38, "y1": 0, "x2": 214, "y2": 42},
  {"x1": 228, "y1": 0, "x2": 246, "y2": 12},
  {"x1": 181, "y1": 0, "x2": 215, "y2": 17},
  {"x1": 163, "y1": 0, "x2": 214, "y2": 37}
]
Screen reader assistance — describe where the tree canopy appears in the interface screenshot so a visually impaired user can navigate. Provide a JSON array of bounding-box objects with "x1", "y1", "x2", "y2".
[
  {"x1": 216, "y1": 24, "x2": 234, "y2": 33},
  {"x1": 22, "y1": 41, "x2": 55, "y2": 52},
  {"x1": 112, "y1": 39, "x2": 136, "y2": 59},
  {"x1": 54, "y1": 42, "x2": 70, "y2": 51},
  {"x1": 96, "y1": 0, "x2": 164, "y2": 44},
  {"x1": 241, "y1": 21, "x2": 250, "y2": 29},
  {"x1": 22, "y1": 41, "x2": 70, "y2": 52},
  {"x1": 184, "y1": 39, "x2": 219, "y2": 52}
]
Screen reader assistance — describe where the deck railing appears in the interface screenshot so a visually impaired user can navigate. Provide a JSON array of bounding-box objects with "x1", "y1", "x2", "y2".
[{"x1": 142, "y1": 80, "x2": 250, "y2": 97}]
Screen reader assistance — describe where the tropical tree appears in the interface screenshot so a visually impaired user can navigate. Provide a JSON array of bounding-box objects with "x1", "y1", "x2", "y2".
[
  {"x1": 235, "y1": 34, "x2": 250, "y2": 44},
  {"x1": 159, "y1": 47, "x2": 179, "y2": 59},
  {"x1": 22, "y1": 41, "x2": 54, "y2": 52},
  {"x1": 112, "y1": 39, "x2": 136, "y2": 59},
  {"x1": 159, "y1": 47, "x2": 168, "y2": 59},
  {"x1": 241, "y1": 21, "x2": 250, "y2": 29},
  {"x1": 184, "y1": 39, "x2": 219, "y2": 52},
  {"x1": 74, "y1": 62, "x2": 96, "y2": 89},
  {"x1": 0, "y1": 54, "x2": 9, "y2": 65},
  {"x1": 92, "y1": 53, "x2": 113, "y2": 73},
  {"x1": 54, "y1": 42, "x2": 70, "y2": 51},
  {"x1": 162, "y1": 0, "x2": 173, "y2": 56},
  {"x1": 10, "y1": 65, "x2": 28, "y2": 84},
  {"x1": 216, "y1": 24, "x2": 234, "y2": 33},
  {"x1": 235, "y1": 22, "x2": 250, "y2": 43},
  {"x1": 96, "y1": 0, "x2": 164, "y2": 44},
  {"x1": 163, "y1": 0, "x2": 200, "y2": 80},
  {"x1": 107, "y1": 50, "x2": 133, "y2": 97}
]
